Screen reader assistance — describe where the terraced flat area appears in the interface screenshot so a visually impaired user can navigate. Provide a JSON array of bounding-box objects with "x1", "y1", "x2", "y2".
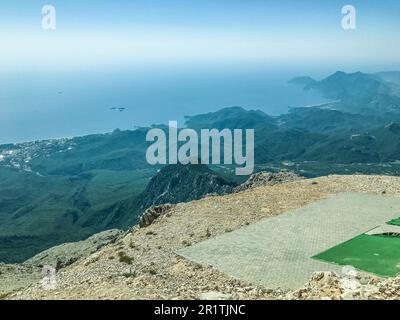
[{"x1": 178, "y1": 193, "x2": 400, "y2": 289}]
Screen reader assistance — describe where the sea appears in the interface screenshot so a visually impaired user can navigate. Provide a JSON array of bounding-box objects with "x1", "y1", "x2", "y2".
[{"x1": 0, "y1": 65, "x2": 331, "y2": 144}]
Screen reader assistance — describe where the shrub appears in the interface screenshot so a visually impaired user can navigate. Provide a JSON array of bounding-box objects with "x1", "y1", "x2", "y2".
[
  {"x1": 148, "y1": 269, "x2": 157, "y2": 276},
  {"x1": 118, "y1": 252, "x2": 134, "y2": 265},
  {"x1": 0, "y1": 292, "x2": 11, "y2": 300},
  {"x1": 122, "y1": 269, "x2": 136, "y2": 278}
]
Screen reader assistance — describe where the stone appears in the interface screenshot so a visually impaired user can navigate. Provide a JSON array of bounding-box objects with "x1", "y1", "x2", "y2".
[
  {"x1": 139, "y1": 204, "x2": 176, "y2": 228},
  {"x1": 199, "y1": 291, "x2": 232, "y2": 300},
  {"x1": 235, "y1": 171, "x2": 302, "y2": 192},
  {"x1": 341, "y1": 292, "x2": 355, "y2": 300}
]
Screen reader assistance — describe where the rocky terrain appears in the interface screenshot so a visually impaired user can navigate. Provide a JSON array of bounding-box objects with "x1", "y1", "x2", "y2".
[
  {"x1": 4, "y1": 174, "x2": 400, "y2": 300},
  {"x1": 26, "y1": 229, "x2": 123, "y2": 270},
  {"x1": 0, "y1": 264, "x2": 42, "y2": 299},
  {"x1": 130, "y1": 163, "x2": 236, "y2": 212},
  {"x1": 0, "y1": 229, "x2": 122, "y2": 299},
  {"x1": 234, "y1": 171, "x2": 302, "y2": 192},
  {"x1": 290, "y1": 271, "x2": 400, "y2": 300}
]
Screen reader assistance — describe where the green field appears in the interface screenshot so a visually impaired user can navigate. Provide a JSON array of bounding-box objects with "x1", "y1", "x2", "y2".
[
  {"x1": 314, "y1": 234, "x2": 400, "y2": 277},
  {"x1": 388, "y1": 218, "x2": 400, "y2": 226}
]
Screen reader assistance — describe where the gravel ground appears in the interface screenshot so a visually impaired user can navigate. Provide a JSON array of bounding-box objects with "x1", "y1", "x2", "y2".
[
  {"x1": 7, "y1": 175, "x2": 400, "y2": 300},
  {"x1": 0, "y1": 264, "x2": 41, "y2": 298}
]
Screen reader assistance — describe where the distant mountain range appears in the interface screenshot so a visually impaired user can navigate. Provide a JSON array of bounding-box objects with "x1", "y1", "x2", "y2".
[
  {"x1": 290, "y1": 71, "x2": 400, "y2": 115},
  {"x1": 1, "y1": 70, "x2": 400, "y2": 263}
]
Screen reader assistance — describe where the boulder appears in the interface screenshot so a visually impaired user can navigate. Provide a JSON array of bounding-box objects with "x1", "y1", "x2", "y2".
[
  {"x1": 139, "y1": 204, "x2": 176, "y2": 228},
  {"x1": 235, "y1": 171, "x2": 302, "y2": 192}
]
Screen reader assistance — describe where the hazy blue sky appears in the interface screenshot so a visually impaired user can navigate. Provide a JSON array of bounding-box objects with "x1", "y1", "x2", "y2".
[
  {"x1": 1, "y1": 0, "x2": 400, "y2": 71},
  {"x1": 0, "y1": 1, "x2": 400, "y2": 143}
]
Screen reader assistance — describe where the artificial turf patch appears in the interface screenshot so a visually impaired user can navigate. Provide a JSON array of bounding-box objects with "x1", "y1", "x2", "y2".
[
  {"x1": 388, "y1": 218, "x2": 400, "y2": 226},
  {"x1": 313, "y1": 234, "x2": 400, "y2": 277}
]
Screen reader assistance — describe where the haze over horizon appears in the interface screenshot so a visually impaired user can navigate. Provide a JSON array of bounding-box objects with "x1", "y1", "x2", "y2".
[
  {"x1": 1, "y1": 0, "x2": 400, "y2": 143},
  {"x1": 1, "y1": 0, "x2": 400, "y2": 70}
]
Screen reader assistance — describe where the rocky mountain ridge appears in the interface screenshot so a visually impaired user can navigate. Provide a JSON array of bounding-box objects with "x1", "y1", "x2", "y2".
[{"x1": 3, "y1": 174, "x2": 400, "y2": 300}]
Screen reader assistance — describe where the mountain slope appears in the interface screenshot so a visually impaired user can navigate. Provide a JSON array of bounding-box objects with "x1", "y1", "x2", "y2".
[
  {"x1": 184, "y1": 106, "x2": 276, "y2": 131},
  {"x1": 184, "y1": 106, "x2": 400, "y2": 164},
  {"x1": 301, "y1": 122, "x2": 400, "y2": 163},
  {"x1": 376, "y1": 71, "x2": 400, "y2": 86},
  {"x1": 103, "y1": 164, "x2": 237, "y2": 229},
  {"x1": 8, "y1": 175, "x2": 400, "y2": 300},
  {"x1": 136, "y1": 164, "x2": 236, "y2": 210},
  {"x1": 0, "y1": 129, "x2": 158, "y2": 263},
  {"x1": 277, "y1": 107, "x2": 383, "y2": 134},
  {"x1": 292, "y1": 71, "x2": 400, "y2": 115}
]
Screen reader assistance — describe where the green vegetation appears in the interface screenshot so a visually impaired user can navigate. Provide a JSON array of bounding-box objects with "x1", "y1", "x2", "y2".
[
  {"x1": 122, "y1": 270, "x2": 136, "y2": 278},
  {"x1": 118, "y1": 251, "x2": 134, "y2": 265},
  {"x1": 0, "y1": 292, "x2": 12, "y2": 300},
  {"x1": 388, "y1": 218, "x2": 400, "y2": 226},
  {"x1": 0, "y1": 166, "x2": 155, "y2": 263},
  {"x1": 0, "y1": 140, "x2": 233, "y2": 263},
  {"x1": 314, "y1": 234, "x2": 400, "y2": 277},
  {"x1": 147, "y1": 269, "x2": 157, "y2": 276}
]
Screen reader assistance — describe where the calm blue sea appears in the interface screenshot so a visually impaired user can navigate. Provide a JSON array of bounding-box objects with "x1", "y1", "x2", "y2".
[{"x1": 0, "y1": 65, "x2": 330, "y2": 144}]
